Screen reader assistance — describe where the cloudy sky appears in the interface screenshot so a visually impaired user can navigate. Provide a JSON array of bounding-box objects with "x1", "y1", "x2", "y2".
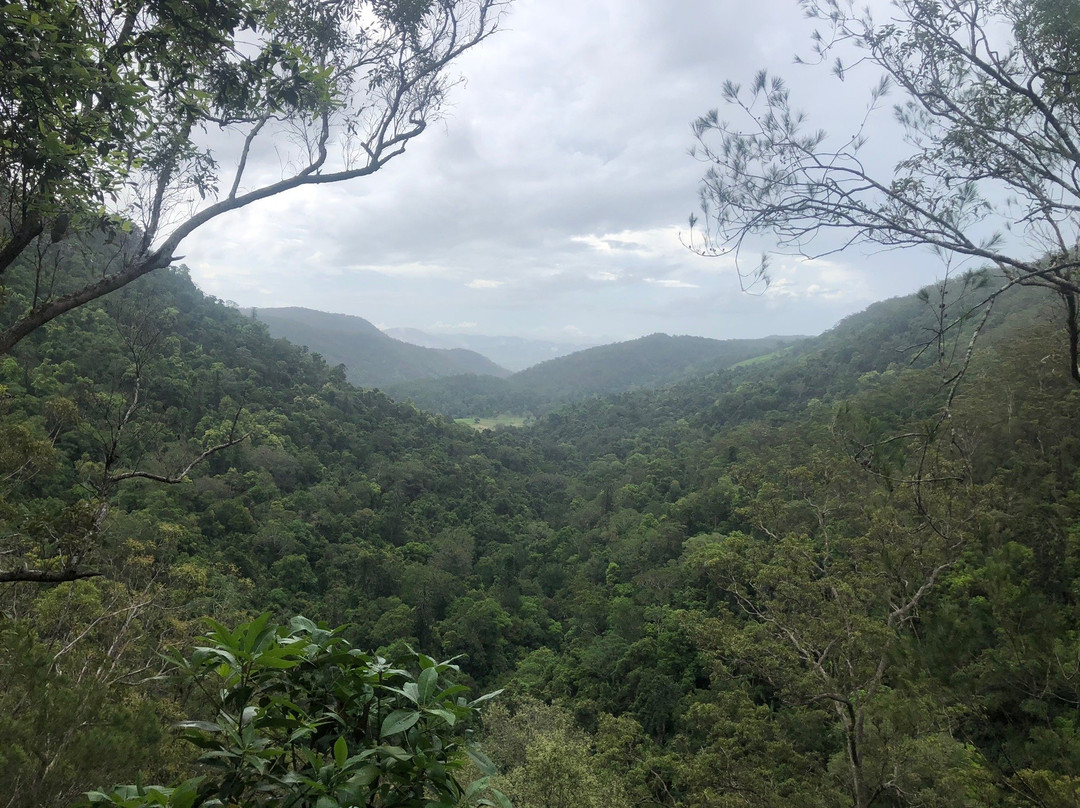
[{"x1": 182, "y1": 0, "x2": 946, "y2": 344}]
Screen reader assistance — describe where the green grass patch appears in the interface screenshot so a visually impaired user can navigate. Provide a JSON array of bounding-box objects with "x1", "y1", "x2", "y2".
[
  {"x1": 455, "y1": 414, "x2": 528, "y2": 431},
  {"x1": 731, "y1": 347, "x2": 793, "y2": 368}
]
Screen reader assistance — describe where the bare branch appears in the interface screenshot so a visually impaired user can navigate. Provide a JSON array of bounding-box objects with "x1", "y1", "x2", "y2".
[
  {"x1": 107, "y1": 431, "x2": 248, "y2": 485},
  {"x1": 0, "y1": 569, "x2": 103, "y2": 584}
]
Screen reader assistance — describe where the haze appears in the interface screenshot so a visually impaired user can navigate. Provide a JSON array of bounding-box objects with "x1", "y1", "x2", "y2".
[{"x1": 183, "y1": 0, "x2": 945, "y2": 343}]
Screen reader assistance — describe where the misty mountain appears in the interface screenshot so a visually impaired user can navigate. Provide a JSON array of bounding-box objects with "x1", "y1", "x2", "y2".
[
  {"x1": 252, "y1": 307, "x2": 511, "y2": 387},
  {"x1": 382, "y1": 328, "x2": 597, "y2": 372}
]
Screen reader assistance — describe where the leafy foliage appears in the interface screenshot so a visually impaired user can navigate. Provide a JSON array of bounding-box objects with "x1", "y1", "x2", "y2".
[
  {"x1": 691, "y1": 0, "x2": 1080, "y2": 380},
  {"x1": 85, "y1": 614, "x2": 509, "y2": 808},
  {"x1": 0, "y1": 0, "x2": 504, "y2": 353},
  {"x1": 3, "y1": 249, "x2": 1080, "y2": 806}
]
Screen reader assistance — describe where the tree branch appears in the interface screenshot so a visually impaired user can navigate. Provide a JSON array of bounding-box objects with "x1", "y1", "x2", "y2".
[{"x1": 0, "y1": 569, "x2": 103, "y2": 584}]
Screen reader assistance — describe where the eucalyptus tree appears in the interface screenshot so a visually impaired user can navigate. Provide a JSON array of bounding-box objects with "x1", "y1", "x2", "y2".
[
  {"x1": 0, "y1": 0, "x2": 504, "y2": 354},
  {"x1": 691, "y1": 0, "x2": 1080, "y2": 380}
]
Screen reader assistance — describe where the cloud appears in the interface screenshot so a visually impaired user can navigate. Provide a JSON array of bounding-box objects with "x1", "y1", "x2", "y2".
[
  {"x1": 179, "y1": 0, "x2": 943, "y2": 341},
  {"x1": 761, "y1": 257, "x2": 876, "y2": 304},
  {"x1": 646, "y1": 278, "x2": 700, "y2": 289}
]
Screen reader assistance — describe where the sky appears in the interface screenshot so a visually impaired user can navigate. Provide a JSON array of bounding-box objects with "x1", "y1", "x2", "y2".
[{"x1": 181, "y1": 0, "x2": 949, "y2": 344}]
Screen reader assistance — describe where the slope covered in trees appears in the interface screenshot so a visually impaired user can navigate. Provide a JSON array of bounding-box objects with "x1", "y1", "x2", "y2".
[
  {"x1": 254, "y1": 306, "x2": 511, "y2": 387},
  {"x1": 387, "y1": 333, "x2": 802, "y2": 417},
  {"x1": 384, "y1": 328, "x2": 596, "y2": 372},
  {"x1": 4, "y1": 263, "x2": 1080, "y2": 807}
]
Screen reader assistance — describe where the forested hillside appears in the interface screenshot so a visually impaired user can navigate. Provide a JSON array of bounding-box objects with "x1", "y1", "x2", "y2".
[
  {"x1": 4, "y1": 264, "x2": 1080, "y2": 807},
  {"x1": 387, "y1": 333, "x2": 802, "y2": 418},
  {"x1": 384, "y1": 328, "x2": 596, "y2": 372},
  {"x1": 254, "y1": 307, "x2": 512, "y2": 387},
  {"x1": 8, "y1": 0, "x2": 1080, "y2": 804}
]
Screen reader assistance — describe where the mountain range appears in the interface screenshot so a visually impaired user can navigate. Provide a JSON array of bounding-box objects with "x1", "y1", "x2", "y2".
[
  {"x1": 255, "y1": 307, "x2": 804, "y2": 415},
  {"x1": 386, "y1": 333, "x2": 803, "y2": 417},
  {"x1": 252, "y1": 307, "x2": 510, "y2": 387},
  {"x1": 383, "y1": 328, "x2": 597, "y2": 372},
  {"x1": 7, "y1": 262, "x2": 1076, "y2": 806}
]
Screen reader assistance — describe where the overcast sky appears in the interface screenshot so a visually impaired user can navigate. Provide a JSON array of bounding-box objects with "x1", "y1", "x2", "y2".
[{"x1": 182, "y1": 0, "x2": 947, "y2": 344}]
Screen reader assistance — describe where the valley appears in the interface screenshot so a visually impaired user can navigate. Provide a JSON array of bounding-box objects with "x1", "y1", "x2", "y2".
[
  {"x1": 2, "y1": 266, "x2": 1077, "y2": 807},
  {"x1": 1, "y1": 0, "x2": 1077, "y2": 805}
]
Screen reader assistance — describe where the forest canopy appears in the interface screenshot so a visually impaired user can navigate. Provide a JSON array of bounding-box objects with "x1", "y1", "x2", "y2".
[{"x1": 4, "y1": 1, "x2": 1080, "y2": 807}]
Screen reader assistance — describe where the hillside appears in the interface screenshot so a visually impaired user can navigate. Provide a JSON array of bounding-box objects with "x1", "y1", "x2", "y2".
[
  {"x1": 254, "y1": 306, "x2": 511, "y2": 387},
  {"x1": 387, "y1": 332, "x2": 803, "y2": 417},
  {"x1": 4, "y1": 265, "x2": 1080, "y2": 807},
  {"x1": 384, "y1": 327, "x2": 597, "y2": 372},
  {"x1": 512, "y1": 332, "x2": 801, "y2": 397}
]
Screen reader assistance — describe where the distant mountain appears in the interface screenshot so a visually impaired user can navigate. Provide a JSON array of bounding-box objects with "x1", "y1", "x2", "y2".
[
  {"x1": 383, "y1": 328, "x2": 597, "y2": 372},
  {"x1": 252, "y1": 307, "x2": 511, "y2": 388},
  {"x1": 387, "y1": 333, "x2": 803, "y2": 417},
  {"x1": 512, "y1": 333, "x2": 800, "y2": 398}
]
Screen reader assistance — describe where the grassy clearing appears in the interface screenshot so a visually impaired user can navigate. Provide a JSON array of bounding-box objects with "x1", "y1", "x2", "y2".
[
  {"x1": 731, "y1": 347, "x2": 792, "y2": 368},
  {"x1": 455, "y1": 414, "x2": 528, "y2": 431}
]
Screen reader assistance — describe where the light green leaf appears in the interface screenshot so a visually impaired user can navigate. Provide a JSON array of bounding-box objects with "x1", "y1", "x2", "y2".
[
  {"x1": 380, "y1": 710, "x2": 420, "y2": 737},
  {"x1": 426, "y1": 707, "x2": 456, "y2": 727},
  {"x1": 466, "y1": 747, "x2": 497, "y2": 777},
  {"x1": 177, "y1": 720, "x2": 222, "y2": 733},
  {"x1": 468, "y1": 689, "x2": 503, "y2": 707},
  {"x1": 417, "y1": 666, "x2": 438, "y2": 703},
  {"x1": 346, "y1": 764, "x2": 381, "y2": 788},
  {"x1": 463, "y1": 776, "x2": 490, "y2": 802}
]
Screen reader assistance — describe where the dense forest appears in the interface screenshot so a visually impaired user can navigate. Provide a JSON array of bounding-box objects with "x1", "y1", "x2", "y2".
[
  {"x1": 385, "y1": 334, "x2": 803, "y2": 419},
  {"x1": 3, "y1": 0, "x2": 1080, "y2": 805},
  {"x1": 3, "y1": 262, "x2": 1080, "y2": 807}
]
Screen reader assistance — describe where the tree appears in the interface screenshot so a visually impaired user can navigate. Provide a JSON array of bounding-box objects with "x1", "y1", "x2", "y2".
[
  {"x1": 85, "y1": 614, "x2": 510, "y2": 808},
  {"x1": 481, "y1": 698, "x2": 634, "y2": 808},
  {"x1": 0, "y1": 0, "x2": 503, "y2": 354},
  {"x1": 690, "y1": 0, "x2": 1080, "y2": 380},
  {"x1": 0, "y1": 288, "x2": 246, "y2": 584},
  {"x1": 679, "y1": 418, "x2": 996, "y2": 808}
]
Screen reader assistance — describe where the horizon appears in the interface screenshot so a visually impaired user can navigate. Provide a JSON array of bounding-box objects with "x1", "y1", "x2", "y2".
[
  {"x1": 182, "y1": 0, "x2": 952, "y2": 344},
  {"x1": 223, "y1": 275, "x2": 932, "y2": 348}
]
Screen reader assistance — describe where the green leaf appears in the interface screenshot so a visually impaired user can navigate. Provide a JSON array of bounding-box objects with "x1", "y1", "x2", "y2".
[
  {"x1": 380, "y1": 710, "x2": 420, "y2": 737},
  {"x1": 416, "y1": 652, "x2": 437, "y2": 669},
  {"x1": 468, "y1": 689, "x2": 503, "y2": 707},
  {"x1": 417, "y1": 666, "x2": 438, "y2": 703},
  {"x1": 466, "y1": 747, "x2": 497, "y2": 777},
  {"x1": 346, "y1": 764, "x2": 381, "y2": 788},
  {"x1": 463, "y1": 776, "x2": 490, "y2": 802},
  {"x1": 253, "y1": 645, "x2": 302, "y2": 669},
  {"x1": 290, "y1": 615, "x2": 318, "y2": 634},
  {"x1": 176, "y1": 720, "x2": 222, "y2": 733},
  {"x1": 434, "y1": 684, "x2": 469, "y2": 701},
  {"x1": 334, "y1": 736, "x2": 347, "y2": 768},
  {"x1": 426, "y1": 707, "x2": 456, "y2": 727},
  {"x1": 194, "y1": 646, "x2": 237, "y2": 668},
  {"x1": 167, "y1": 778, "x2": 205, "y2": 808}
]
